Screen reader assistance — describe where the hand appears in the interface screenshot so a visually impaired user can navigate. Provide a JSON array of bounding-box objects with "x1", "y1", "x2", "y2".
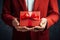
[
  {"x1": 40, "y1": 18, "x2": 47, "y2": 28},
  {"x1": 32, "y1": 18, "x2": 47, "y2": 32},
  {"x1": 12, "y1": 18, "x2": 29, "y2": 32},
  {"x1": 40, "y1": 18, "x2": 47, "y2": 31},
  {"x1": 16, "y1": 26, "x2": 29, "y2": 32}
]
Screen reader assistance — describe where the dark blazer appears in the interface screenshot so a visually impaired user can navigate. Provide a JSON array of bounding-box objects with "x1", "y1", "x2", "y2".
[{"x1": 2, "y1": 0, "x2": 59, "y2": 40}]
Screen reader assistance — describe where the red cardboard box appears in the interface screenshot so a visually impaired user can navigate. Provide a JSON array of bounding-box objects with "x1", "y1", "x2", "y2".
[{"x1": 20, "y1": 11, "x2": 40, "y2": 27}]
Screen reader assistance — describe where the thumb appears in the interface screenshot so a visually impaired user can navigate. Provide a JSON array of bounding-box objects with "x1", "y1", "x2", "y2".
[
  {"x1": 40, "y1": 18, "x2": 47, "y2": 27},
  {"x1": 14, "y1": 18, "x2": 19, "y2": 25}
]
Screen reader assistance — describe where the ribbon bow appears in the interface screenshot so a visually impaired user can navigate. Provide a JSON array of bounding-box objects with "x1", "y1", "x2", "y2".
[{"x1": 20, "y1": 13, "x2": 40, "y2": 20}]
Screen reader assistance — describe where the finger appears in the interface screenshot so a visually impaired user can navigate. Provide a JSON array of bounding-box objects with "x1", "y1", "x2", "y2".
[
  {"x1": 32, "y1": 26, "x2": 40, "y2": 32},
  {"x1": 34, "y1": 26, "x2": 41, "y2": 28},
  {"x1": 21, "y1": 30, "x2": 28, "y2": 32},
  {"x1": 17, "y1": 29, "x2": 27, "y2": 32},
  {"x1": 19, "y1": 28, "x2": 28, "y2": 32},
  {"x1": 35, "y1": 26, "x2": 45, "y2": 29},
  {"x1": 16, "y1": 27, "x2": 28, "y2": 32},
  {"x1": 25, "y1": 27, "x2": 33, "y2": 31},
  {"x1": 16, "y1": 26, "x2": 29, "y2": 32},
  {"x1": 34, "y1": 26, "x2": 45, "y2": 31},
  {"x1": 32, "y1": 29, "x2": 39, "y2": 32}
]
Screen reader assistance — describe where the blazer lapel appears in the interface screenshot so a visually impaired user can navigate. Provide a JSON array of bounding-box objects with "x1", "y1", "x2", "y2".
[
  {"x1": 33, "y1": 0, "x2": 40, "y2": 11},
  {"x1": 18, "y1": 0, "x2": 27, "y2": 11}
]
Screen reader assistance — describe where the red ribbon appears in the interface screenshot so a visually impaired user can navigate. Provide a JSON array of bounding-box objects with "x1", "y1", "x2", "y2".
[{"x1": 20, "y1": 13, "x2": 40, "y2": 20}]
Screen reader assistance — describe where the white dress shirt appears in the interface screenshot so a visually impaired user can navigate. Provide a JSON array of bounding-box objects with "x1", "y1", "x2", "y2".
[{"x1": 25, "y1": 0, "x2": 34, "y2": 11}]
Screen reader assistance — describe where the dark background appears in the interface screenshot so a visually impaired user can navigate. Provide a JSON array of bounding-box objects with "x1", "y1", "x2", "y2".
[{"x1": 0, "y1": 0, "x2": 60, "y2": 40}]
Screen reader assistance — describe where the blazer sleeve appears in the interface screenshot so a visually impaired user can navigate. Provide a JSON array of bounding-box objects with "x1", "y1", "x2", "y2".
[
  {"x1": 1, "y1": 0, "x2": 14, "y2": 27},
  {"x1": 46, "y1": 0, "x2": 59, "y2": 29}
]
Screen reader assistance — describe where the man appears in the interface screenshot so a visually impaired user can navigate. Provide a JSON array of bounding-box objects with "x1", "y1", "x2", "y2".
[{"x1": 1, "y1": 0, "x2": 59, "y2": 40}]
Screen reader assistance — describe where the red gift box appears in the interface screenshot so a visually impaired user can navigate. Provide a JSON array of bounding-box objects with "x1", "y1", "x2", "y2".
[{"x1": 20, "y1": 11, "x2": 40, "y2": 27}]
